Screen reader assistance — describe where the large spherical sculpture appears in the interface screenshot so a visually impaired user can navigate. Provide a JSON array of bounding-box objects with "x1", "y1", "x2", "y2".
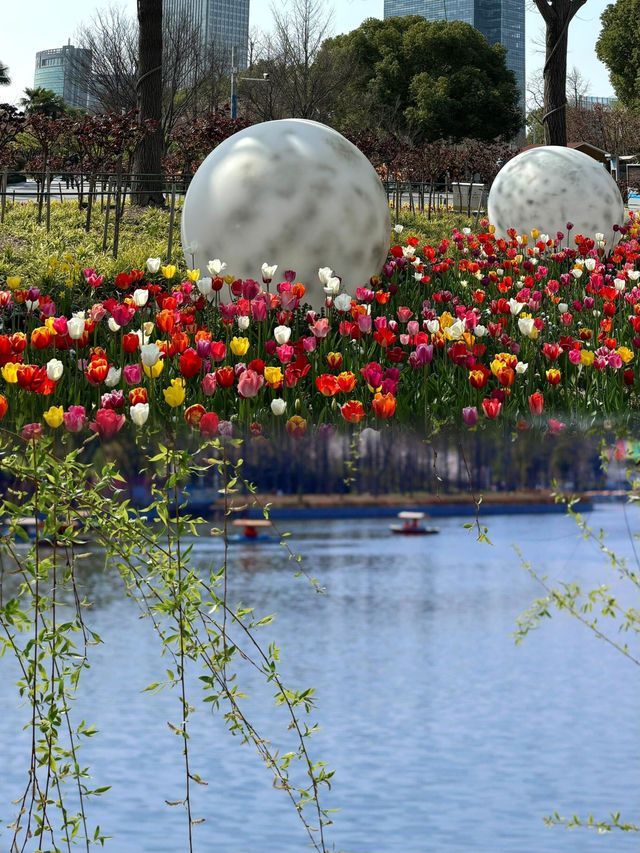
[
  {"x1": 488, "y1": 146, "x2": 624, "y2": 249},
  {"x1": 181, "y1": 119, "x2": 391, "y2": 308}
]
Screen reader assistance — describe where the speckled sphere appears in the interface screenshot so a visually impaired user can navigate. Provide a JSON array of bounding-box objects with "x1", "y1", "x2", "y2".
[
  {"x1": 181, "y1": 119, "x2": 391, "y2": 308},
  {"x1": 488, "y1": 146, "x2": 624, "y2": 249}
]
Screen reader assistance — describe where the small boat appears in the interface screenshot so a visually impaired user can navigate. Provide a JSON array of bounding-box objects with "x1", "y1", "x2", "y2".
[
  {"x1": 389, "y1": 511, "x2": 439, "y2": 536},
  {"x1": 216, "y1": 518, "x2": 281, "y2": 544}
]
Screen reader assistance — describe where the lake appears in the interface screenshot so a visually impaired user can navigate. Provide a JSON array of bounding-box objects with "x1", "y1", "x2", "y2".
[{"x1": 1, "y1": 504, "x2": 638, "y2": 852}]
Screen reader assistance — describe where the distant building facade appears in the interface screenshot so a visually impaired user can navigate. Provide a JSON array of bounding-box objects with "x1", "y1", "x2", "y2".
[
  {"x1": 33, "y1": 42, "x2": 92, "y2": 110},
  {"x1": 383, "y1": 0, "x2": 525, "y2": 109},
  {"x1": 164, "y1": 0, "x2": 250, "y2": 70},
  {"x1": 578, "y1": 95, "x2": 619, "y2": 111}
]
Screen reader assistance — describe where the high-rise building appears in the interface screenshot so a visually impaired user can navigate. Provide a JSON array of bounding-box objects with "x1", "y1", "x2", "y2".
[
  {"x1": 383, "y1": 0, "x2": 525, "y2": 109},
  {"x1": 164, "y1": 0, "x2": 250, "y2": 70},
  {"x1": 33, "y1": 42, "x2": 92, "y2": 110}
]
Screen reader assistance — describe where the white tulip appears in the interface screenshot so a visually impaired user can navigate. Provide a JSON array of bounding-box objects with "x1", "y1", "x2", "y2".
[
  {"x1": 394, "y1": 224, "x2": 404, "y2": 233},
  {"x1": 515, "y1": 361, "x2": 528, "y2": 374},
  {"x1": 518, "y1": 317, "x2": 535, "y2": 337},
  {"x1": 136, "y1": 326, "x2": 152, "y2": 346},
  {"x1": 105, "y1": 367, "x2": 122, "y2": 388},
  {"x1": 67, "y1": 317, "x2": 86, "y2": 340},
  {"x1": 108, "y1": 317, "x2": 121, "y2": 332},
  {"x1": 402, "y1": 245, "x2": 416, "y2": 259},
  {"x1": 508, "y1": 298, "x2": 525, "y2": 315},
  {"x1": 426, "y1": 319, "x2": 440, "y2": 335},
  {"x1": 261, "y1": 262, "x2": 278, "y2": 282},
  {"x1": 237, "y1": 315, "x2": 250, "y2": 330},
  {"x1": 318, "y1": 266, "x2": 333, "y2": 285},
  {"x1": 130, "y1": 403, "x2": 149, "y2": 426},
  {"x1": 323, "y1": 276, "x2": 341, "y2": 296},
  {"x1": 474, "y1": 324, "x2": 487, "y2": 338},
  {"x1": 628, "y1": 270, "x2": 640, "y2": 281},
  {"x1": 207, "y1": 258, "x2": 227, "y2": 276},
  {"x1": 133, "y1": 288, "x2": 149, "y2": 307},
  {"x1": 197, "y1": 277, "x2": 214, "y2": 301},
  {"x1": 146, "y1": 257, "x2": 161, "y2": 273},
  {"x1": 140, "y1": 343, "x2": 160, "y2": 367},
  {"x1": 46, "y1": 358, "x2": 64, "y2": 381},
  {"x1": 271, "y1": 398, "x2": 286, "y2": 416},
  {"x1": 614, "y1": 278, "x2": 626, "y2": 292},
  {"x1": 334, "y1": 293, "x2": 352, "y2": 312},
  {"x1": 273, "y1": 325, "x2": 291, "y2": 345},
  {"x1": 446, "y1": 319, "x2": 465, "y2": 340},
  {"x1": 584, "y1": 258, "x2": 596, "y2": 271},
  {"x1": 571, "y1": 268, "x2": 583, "y2": 279}
]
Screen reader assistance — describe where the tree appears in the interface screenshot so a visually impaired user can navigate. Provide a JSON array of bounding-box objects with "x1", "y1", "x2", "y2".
[
  {"x1": 532, "y1": 0, "x2": 588, "y2": 146},
  {"x1": 132, "y1": 0, "x2": 164, "y2": 206},
  {"x1": 0, "y1": 62, "x2": 10, "y2": 86},
  {"x1": 321, "y1": 16, "x2": 522, "y2": 142},
  {"x1": 526, "y1": 65, "x2": 589, "y2": 142},
  {"x1": 596, "y1": 0, "x2": 640, "y2": 110},
  {"x1": 19, "y1": 87, "x2": 67, "y2": 118}
]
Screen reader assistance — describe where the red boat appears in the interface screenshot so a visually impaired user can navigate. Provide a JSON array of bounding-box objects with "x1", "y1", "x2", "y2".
[{"x1": 389, "y1": 511, "x2": 439, "y2": 535}]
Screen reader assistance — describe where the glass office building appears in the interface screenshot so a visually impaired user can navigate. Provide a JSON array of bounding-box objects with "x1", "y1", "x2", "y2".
[
  {"x1": 33, "y1": 43, "x2": 92, "y2": 110},
  {"x1": 164, "y1": 0, "x2": 250, "y2": 70},
  {"x1": 383, "y1": 0, "x2": 525, "y2": 108}
]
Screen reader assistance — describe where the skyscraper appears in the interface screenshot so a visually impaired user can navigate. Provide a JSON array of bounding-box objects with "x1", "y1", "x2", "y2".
[
  {"x1": 164, "y1": 0, "x2": 250, "y2": 70},
  {"x1": 33, "y1": 42, "x2": 92, "y2": 110},
  {"x1": 383, "y1": 0, "x2": 525, "y2": 108}
]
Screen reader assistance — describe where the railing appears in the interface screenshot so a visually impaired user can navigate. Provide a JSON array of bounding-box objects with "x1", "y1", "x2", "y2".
[{"x1": 0, "y1": 170, "x2": 193, "y2": 260}]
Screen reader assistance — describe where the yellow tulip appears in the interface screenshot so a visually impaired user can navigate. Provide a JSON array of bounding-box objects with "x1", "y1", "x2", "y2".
[
  {"x1": 1, "y1": 362, "x2": 19, "y2": 383},
  {"x1": 161, "y1": 265, "x2": 177, "y2": 279},
  {"x1": 581, "y1": 350, "x2": 595, "y2": 367},
  {"x1": 617, "y1": 346, "x2": 634, "y2": 364},
  {"x1": 43, "y1": 406, "x2": 64, "y2": 428},
  {"x1": 264, "y1": 366, "x2": 283, "y2": 387},
  {"x1": 230, "y1": 336, "x2": 250, "y2": 357},
  {"x1": 45, "y1": 317, "x2": 58, "y2": 334},
  {"x1": 163, "y1": 377, "x2": 185, "y2": 407},
  {"x1": 143, "y1": 359, "x2": 165, "y2": 378},
  {"x1": 6, "y1": 276, "x2": 21, "y2": 291},
  {"x1": 439, "y1": 311, "x2": 454, "y2": 330},
  {"x1": 530, "y1": 228, "x2": 540, "y2": 240},
  {"x1": 223, "y1": 274, "x2": 235, "y2": 285},
  {"x1": 186, "y1": 269, "x2": 200, "y2": 282}
]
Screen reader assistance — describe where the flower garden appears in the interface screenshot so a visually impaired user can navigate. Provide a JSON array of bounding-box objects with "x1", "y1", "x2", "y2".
[{"x1": 1, "y1": 208, "x2": 640, "y2": 442}]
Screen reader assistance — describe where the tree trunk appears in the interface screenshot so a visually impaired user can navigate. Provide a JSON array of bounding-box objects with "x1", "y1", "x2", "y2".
[
  {"x1": 543, "y1": 13, "x2": 569, "y2": 146},
  {"x1": 133, "y1": 0, "x2": 165, "y2": 206}
]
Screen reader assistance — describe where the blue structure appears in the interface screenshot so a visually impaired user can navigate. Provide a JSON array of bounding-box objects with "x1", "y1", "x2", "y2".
[
  {"x1": 164, "y1": 0, "x2": 250, "y2": 71},
  {"x1": 383, "y1": 0, "x2": 525, "y2": 109}
]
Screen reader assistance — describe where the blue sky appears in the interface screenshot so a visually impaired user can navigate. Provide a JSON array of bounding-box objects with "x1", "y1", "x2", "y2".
[{"x1": 1, "y1": 0, "x2": 615, "y2": 108}]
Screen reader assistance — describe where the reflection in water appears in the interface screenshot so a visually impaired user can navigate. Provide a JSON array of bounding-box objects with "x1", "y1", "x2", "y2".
[{"x1": 1, "y1": 509, "x2": 638, "y2": 852}]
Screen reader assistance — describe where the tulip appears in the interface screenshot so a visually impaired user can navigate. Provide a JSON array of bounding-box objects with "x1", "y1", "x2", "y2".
[
  {"x1": 462, "y1": 406, "x2": 478, "y2": 426},
  {"x1": 101, "y1": 390, "x2": 125, "y2": 410},
  {"x1": 105, "y1": 367, "x2": 122, "y2": 388},
  {"x1": 201, "y1": 373, "x2": 216, "y2": 396},
  {"x1": 130, "y1": 402, "x2": 150, "y2": 426},
  {"x1": 161, "y1": 265, "x2": 176, "y2": 279},
  {"x1": 237, "y1": 369, "x2": 264, "y2": 398},
  {"x1": 481, "y1": 398, "x2": 502, "y2": 419},
  {"x1": 179, "y1": 348, "x2": 202, "y2": 379},
  {"x1": 146, "y1": 257, "x2": 161, "y2": 273},
  {"x1": 184, "y1": 404, "x2": 206, "y2": 426},
  {"x1": 271, "y1": 398, "x2": 286, "y2": 416},
  {"x1": 133, "y1": 288, "x2": 149, "y2": 307},
  {"x1": 261, "y1": 263, "x2": 277, "y2": 283},
  {"x1": 21, "y1": 423, "x2": 43, "y2": 442},
  {"x1": 286, "y1": 415, "x2": 307, "y2": 436},
  {"x1": 309, "y1": 318, "x2": 330, "y2": 339},
  {"x1": 528, "y1": 392, "x2": 544, "y2": 415},
  {"x1": 200, "y1": 412, "x2": 219, "y2": 437},
  {"x1": 129, "y1": 387, "x2": 148, "y2": 405},
  {"x1": 230, "y1": 336, "x2": 249, "y2": 357},
  {"x1": 236, "y1": 315, "x2": 249, "y2": 331},
  {"x1": 140, "y1": 343, "x2": 160, "y2": 367},
  {"x1": 197, "y1": 278, "x2": 214, "y2": 301},
  {"x1": 340, "y1": 400, "x2": 365, "y2": 423},
  {"x1": 46, "y1": 358, "x2": 64, "y2": 381},
  {"x1": 371, "y1": 392, "x2": 396, "y2": 418},
  {"x1": 264, "y1": 366, "x2": 284, "y2": 387},
  {"x1": 207, "y1": 259, "x2": 227, "y2": 276},
  {"x1": 334, "y1": 293, "x2": 352, "y2": 312},
  {"x1": 63, "y1": 406, "x2": 87, "y2": 433},
  {"x1": 0, "y1": 394, "x2": 7, "y2": 419},
  {"x1": 90, "y1": 408, "x2": 125, "y2": 440},
  {"x1": 67, "y1": 317, "x2": 85, "y2": 340},
  {"x1": 273, "y1": 325, "x2": 291, "y2": 345},
  {"x1": 163, "y1": 377, "x2": 186, "y2": 407},
  {"x1": 548, "y1": 419, "x2": 566, "y2": 435}
]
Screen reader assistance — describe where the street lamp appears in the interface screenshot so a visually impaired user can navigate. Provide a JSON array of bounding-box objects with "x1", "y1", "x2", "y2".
[{"x1": 230, "y1": 45, "x2": 269, "y2": 119}]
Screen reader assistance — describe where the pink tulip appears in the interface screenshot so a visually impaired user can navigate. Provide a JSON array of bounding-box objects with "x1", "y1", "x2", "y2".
[
  {"x1": 21, "y1": 423, "x2": 43, "y2": 442},
  {"x1": 202, "y1": 373, "x2": 217, "y2": 396},
  {"x1": 276, "y1": 344, "x2": 294, "y2": 364},
  {"x1": 462, "y1": 406, "x2": 478, "y2": 426},
  {"x1": 124, "y1": 363, "x2": 142, "y2": 385},
  {"x1": 63, "y1": 406, "x2": 87, "y2": 433},
  {"x1": 89, "y1": 408, "x2": 125, "y2": 440},
  {"x1": 237, "y1": 369, "x2": 264, "y2": 398},
  {"x1": 309, "y1": 318, "x2": 330, "y2": 339}
]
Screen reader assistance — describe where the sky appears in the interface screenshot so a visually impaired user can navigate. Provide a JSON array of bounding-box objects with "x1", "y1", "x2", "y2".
[{"x1": 1, "y1": 0, "x2": 616, "y2": 108}]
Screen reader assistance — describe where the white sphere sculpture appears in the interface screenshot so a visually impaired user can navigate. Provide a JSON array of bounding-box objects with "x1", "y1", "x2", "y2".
[
  {"x1": 488, "y1": 146, "x2": 624, "y2": 249},
  {"x1": 181, "y1": 119, "x2": 391, "y2": 309}
]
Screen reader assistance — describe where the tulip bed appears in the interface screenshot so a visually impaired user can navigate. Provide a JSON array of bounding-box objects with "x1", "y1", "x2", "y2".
[{"x1": 1, "y1": 213, "x2": 640, "y2": 441}]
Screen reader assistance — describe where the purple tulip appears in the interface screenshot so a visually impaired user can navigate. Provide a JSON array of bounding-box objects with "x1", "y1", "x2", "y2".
[{"x1": 462, "y1": 406, "x2": 478, "y2": 426}]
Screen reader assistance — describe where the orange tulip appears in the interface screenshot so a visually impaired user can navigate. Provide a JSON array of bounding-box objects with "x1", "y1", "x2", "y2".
[
  {"x1": 285, "y1": 415, "x2": 307, "y2": 437},
  {"x1": 31, "y1": 326, "x2": 52, "y2": 350},
  {"x1": 371, "y1": 392, "x2": 396, "y2": 418},
  {"x1": 341, "y1": 400, "x2": 365, "y2": 423},
  {"x1": 337, "y1": 371, "x2": 357, "y2": 393}
]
